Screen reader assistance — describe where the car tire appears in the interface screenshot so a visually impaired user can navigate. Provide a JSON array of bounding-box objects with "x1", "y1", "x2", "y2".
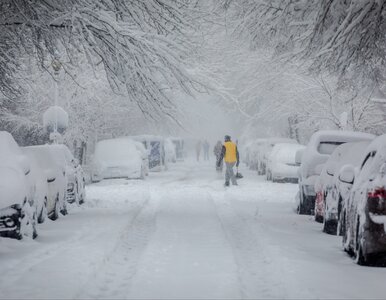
[
  {"x1": 60, "y1": 200, "x2": 68, "y2": 216},
  {"x1": 50, "y1": 194, "x2": 60, "y2": 221},
  {"x1": 323, "y1": 219, "x2": 336, "y2": 234},
  {"x1": 38, "y1": 197, "x2": 47, "y2": 224},
  {"x1": 355, "y1": 237, "x2": 366, "y2": 265},
  {"x1": 20, "y1": 205, "x2": 38, "y2": 239}
]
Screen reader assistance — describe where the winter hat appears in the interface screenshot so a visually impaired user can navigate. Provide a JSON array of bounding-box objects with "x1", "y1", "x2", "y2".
[{"x1": 224, "y1": 135, "x2": 231, "y2": 142}]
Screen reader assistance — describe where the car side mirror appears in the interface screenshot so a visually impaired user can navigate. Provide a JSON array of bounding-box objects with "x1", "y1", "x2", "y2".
[
  {"x1": 295, "y1": 149, "x2": 304, "y2": 165},
  {"x1": 326, "y1": 165, "x2": 335, "y2": 176},
  {"x1": 339, "y1": 165, "x2": 355, "y2": 184}
]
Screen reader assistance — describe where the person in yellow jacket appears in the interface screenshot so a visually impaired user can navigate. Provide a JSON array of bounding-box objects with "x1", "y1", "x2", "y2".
[{"x1": 217, "y1": 135, "x2": 240, "y2": 186}]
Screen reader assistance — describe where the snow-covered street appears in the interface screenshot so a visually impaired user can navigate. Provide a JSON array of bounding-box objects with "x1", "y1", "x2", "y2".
[{"x1": 1, "y1": 160, "x2": 385, "y2": 299}]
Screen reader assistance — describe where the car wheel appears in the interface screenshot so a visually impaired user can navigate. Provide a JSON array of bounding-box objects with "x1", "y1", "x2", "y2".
[
  {"x1": 323, "y1": 219, "x2": 336, "y2": 234},
  {"x1": 50, "y1": 194, "x2": 60, "y2": 221},
  {"x1": 60, "y1": 200, "x2": 68, "y2": 216},
  {"x1": 20, "y1": 204, "x2": 38, "y2": 239},
  {"x1": 38, "y1": 197, "x2": 47, "y2": 224},
  {"x1": 354, "y1": 217, "x2": 367, "y2": 265}
]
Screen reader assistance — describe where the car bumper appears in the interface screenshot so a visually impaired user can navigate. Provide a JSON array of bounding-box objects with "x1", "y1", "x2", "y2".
[{"x1": 0, "y1": 205, "x2": 21, "y2": 238}]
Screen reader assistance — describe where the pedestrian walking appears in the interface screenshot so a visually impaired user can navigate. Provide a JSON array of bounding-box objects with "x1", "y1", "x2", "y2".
[
  {"x1": 217, "y1": 135, "x2": 240, "y2": 186},
  {"x1": 213, "y1": 140, "x2": 223, "y2": 172},
  {"x1": 196, "y1": 140, "x2": 202, "y2": 161},
  {"x1": 203, "y1": 139, "x2": 210, "y2": 161}
]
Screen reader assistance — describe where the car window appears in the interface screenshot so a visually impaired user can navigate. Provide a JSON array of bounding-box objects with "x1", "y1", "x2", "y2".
[{"x1": 317, "y1": 141, "x2": 344, "y2": 155}]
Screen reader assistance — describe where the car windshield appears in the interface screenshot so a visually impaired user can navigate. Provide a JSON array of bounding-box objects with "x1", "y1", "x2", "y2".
[{"x1": 317, "y1": 141, "x2": 344, "y2": 155}]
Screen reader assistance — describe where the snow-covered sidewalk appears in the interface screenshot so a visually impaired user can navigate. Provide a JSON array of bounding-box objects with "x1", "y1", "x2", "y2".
[{"x1": 0, "y1": 159, "x2": 385, "y2": 299}]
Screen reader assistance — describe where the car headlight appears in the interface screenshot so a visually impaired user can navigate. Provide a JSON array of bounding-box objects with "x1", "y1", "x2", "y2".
[{"x1": 4, "y1": 217, "x2": 15, "y2": 228}]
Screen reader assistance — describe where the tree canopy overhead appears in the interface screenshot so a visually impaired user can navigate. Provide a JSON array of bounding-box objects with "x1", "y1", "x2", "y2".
[{"x1": 0, "y1": 0, "x2": 198, "y2": 117}]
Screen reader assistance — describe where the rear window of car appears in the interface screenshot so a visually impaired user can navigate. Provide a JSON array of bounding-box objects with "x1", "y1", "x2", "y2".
[{"x1": 317, "y1": 141, "x2": 344, "y2": 155}]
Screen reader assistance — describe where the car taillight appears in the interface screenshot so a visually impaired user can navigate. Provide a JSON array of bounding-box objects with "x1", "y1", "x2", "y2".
[{"x1": 368, "y1": 187, "x2": 386, "y2": 198}]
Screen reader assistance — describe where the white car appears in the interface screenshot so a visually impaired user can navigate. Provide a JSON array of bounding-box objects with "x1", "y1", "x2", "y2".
[
  {"x1": 0, "y1": 131, "x2": 38, "y2": 239},
  {"x1": 23, "y1": 145, "x2": 68, "y2": 220},
  {"x1": 266, "y1": 143, "x2": 305, "y2": 183},
  {"x1": 257, "y1": 138, "x2": 298, "y2": 175},
  {"x1": 48, "y1": 145, "x2": 86, "y2": 205},
  {"x1": 91, "y1": 138, "x2": 146, "y2": 181},
  {"x1": 296, "y1": 130, "x2": 375, "y2": 215}
]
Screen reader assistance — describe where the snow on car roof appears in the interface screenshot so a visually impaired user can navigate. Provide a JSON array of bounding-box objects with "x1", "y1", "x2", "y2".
[
  {"x1": 270, "y1": 143, "x2": 305, "y2": 163},
  {"x1": 94, "y1": 138, "x2": 140, "y2": 162},
  {"x1": 308, "y1": 130, "x2": 375, "y2": 146},
  {"x1": 0, "y1": 131, "x2": 23, "y2": 155},
  {"x1": 22, "y1": 145, "x2": 59, "y2": 169}
]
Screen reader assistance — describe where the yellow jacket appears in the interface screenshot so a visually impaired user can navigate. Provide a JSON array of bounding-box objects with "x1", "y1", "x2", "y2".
[{"x1": 221, "y1": 141, "x2": 239, "y2": 164}]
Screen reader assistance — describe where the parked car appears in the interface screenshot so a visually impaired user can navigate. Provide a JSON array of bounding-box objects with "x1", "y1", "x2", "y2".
[
  {"x1": 164, "y1": 138, "x2": 177, "y2": 163},
  {"x1": 257, "y1": 138, "x2": 298, "y2": 175},
  {"x1": 296, "y1": 130, "x2": 374, "y2": 215},
  {"x1": 341, "y1": 135, "x2": 386, "y2": 265},
  {"x1": 129, "y1": 135, "x2": 166, "y2": 171},
  {"x1": 91, "y1": 138, "x2": 146, "y2": 182},
  {"x1": 23, "y1": 145, "x2": 68, "y2": 220},
  {"x1": 0, "y1": 131, "x2": 38, "y2": 239},
  {"x1": 266, "y1": 143, "x2": 305, "y2": 183},
  {"x1": 315, "y1": 141, "x2": 372, "y2": 231},
  {"x1": 49, "y1": 144, "x2": 86, "y2": 205}
]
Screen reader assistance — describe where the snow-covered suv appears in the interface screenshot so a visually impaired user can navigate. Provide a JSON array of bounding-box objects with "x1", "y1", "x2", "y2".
[
  {"x1": 297, "y1": 130, "x2": 374, "y2": 215},
  {"x1": 341, "y1": 135, "x2": 386, "y2": 265},
  {"x1": 0, "y1": 132, "x2": 38, "y2": 239}
]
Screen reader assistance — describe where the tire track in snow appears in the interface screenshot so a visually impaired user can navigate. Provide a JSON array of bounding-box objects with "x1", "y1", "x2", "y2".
[
  {"x1": 76, "y1": 190, "x2": 158, "y2": 299},
  {"x1": 208, "y1": 190, "x2": 295, "y2": 299}
]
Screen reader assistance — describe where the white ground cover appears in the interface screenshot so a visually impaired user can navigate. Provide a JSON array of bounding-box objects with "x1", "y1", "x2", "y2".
[{"x1": 0, "y1": 158, "x2": 385, "y2": 299}]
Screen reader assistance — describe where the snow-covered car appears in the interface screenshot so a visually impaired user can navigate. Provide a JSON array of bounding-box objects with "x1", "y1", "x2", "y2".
[
  {"x1": 244, "y1": 138, "x2": 267, "y2": 171},
  {"x1": 91, "y1": 138, "x2": 146, "y2": 182},
  {"x1": 129, "y1": 135, "x2": 166, "y2": 171},
  {"x1": 314, "y1": 141, "x2": 372, "y2": 231},
  {"x1": 266, "y1": 143, "x2": 305, "y2": 183},
  {"x1": 341, "y1": 135, "x2": 386, "y2": 265},
  {"x1": 0, "y1": 131, "x2": 38, "y2": 239},
  {"x1": 296, "y1": 130, "x2": 374, "y2": 215},
  {"x1": 257, "y1": 138, "x2": 298, "y2": 175},
  {"x1": 23, "y1": 145, "x2": 68, "y2": 220},
  {"x1": 164, "y1": 138, "x2": 177, "y2": 163},
  {"x1": 48, "y1": 144, "x2": 86, "y2": 205}
]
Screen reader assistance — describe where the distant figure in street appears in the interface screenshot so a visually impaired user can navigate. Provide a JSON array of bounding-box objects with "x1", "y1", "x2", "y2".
[
  {"x1": 217, "y1": 135, "x2": 240, "y2": 186},
  {"x1": 214, "y1": 140, "x2": 223, "y2": 172},
  {"x1": 203, "y1": 139, "x2": 210, "y2": 161},
  {"x1": 196, "y1": 140, "x2": 202, "y2": 161}
]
